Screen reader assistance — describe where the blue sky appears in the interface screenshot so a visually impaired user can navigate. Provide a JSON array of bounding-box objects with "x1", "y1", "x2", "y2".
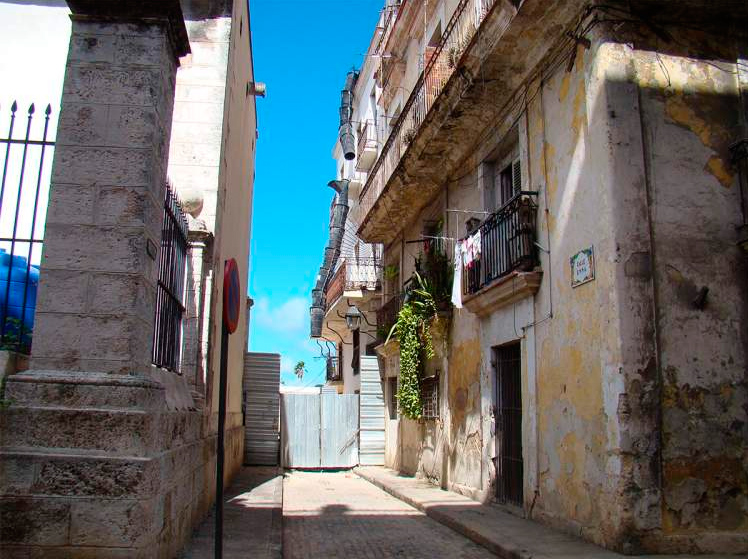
[{"x1": 247, "y1": 0, "x2": 381, "y2": 386}]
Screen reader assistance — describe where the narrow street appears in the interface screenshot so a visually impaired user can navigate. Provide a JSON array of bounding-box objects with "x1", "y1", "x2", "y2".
[{"x1": 282, "y1": 471, "x2": 495, "y2": 559}]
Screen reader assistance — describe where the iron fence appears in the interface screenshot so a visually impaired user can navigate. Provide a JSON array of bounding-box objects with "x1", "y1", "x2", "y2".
[
  {"x1": 0, "y1": 101, "x2": 54, "y2": 354},
  {"x1": 326, "y1": 354, "x2": 341, "y2": 382},
  {"x1": 463, "y1": 192, "x2": 538, "y2": 296},
  {"x1": 360, "y1": 0, "x2": 498, "y2": 224},
  {"x1": 152, "y1": 184, "x2": 189, "y2": 372}
]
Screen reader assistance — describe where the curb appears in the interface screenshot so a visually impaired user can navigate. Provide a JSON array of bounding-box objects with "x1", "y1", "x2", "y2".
[
  {"x1": 354, "y1": 467, "x2": 528, "y2": 559},
  {"x1": 271, "y1": 467, "x2": 283, "y2": 559}
]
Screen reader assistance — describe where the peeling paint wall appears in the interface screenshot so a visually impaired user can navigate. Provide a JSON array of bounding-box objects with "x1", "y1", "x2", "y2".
[
  {"x1": 375, "y1": 0, "x2": 747, "y2": 554},
  {"x1": 632, "y1": 26, "x2": 748, "y2": 552}
]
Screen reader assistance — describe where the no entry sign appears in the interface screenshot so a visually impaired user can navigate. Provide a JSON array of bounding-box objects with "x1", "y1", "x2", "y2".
[{"x1": 223, "y1": 258, "x2": 241, "y2": 333}]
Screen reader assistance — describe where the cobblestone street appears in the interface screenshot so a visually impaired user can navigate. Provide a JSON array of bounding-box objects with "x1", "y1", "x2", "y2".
[{"x1": 282, "y1": 471, "x2": 496, "y2": 559}]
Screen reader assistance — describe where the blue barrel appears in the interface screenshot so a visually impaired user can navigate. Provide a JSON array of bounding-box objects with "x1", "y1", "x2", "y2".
[{"x1": 0, "y1": 249, "x2": 39, "y2": 348}]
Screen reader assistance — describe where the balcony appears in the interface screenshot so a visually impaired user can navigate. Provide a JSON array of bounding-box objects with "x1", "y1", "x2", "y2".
[
  {"x1": 356, "y1": 121, "x2": 378, "y2": 172},
  {"x1": 324, "y1": 257, "x2": 382, "y2": 309},
  {"x1": 461, "y1": 192, "x2": 542, "y2": 316},
  {"x1": 356, "y1": 0, "x2": 569, "y2": 243},
  {"x1": 376, "y1": 293, "x2": 403, "y2": 341}
]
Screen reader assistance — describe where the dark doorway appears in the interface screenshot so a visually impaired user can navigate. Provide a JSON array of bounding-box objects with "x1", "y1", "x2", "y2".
[{"x1": 494, "y1": 342, "x2": 523, "y2": 506}]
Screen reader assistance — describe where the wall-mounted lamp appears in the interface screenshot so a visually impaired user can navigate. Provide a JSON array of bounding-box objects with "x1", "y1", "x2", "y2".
[
  {"x1": 343, "y1": 303, "x2": 375, "y2": 330},
  {"x1": 247, "y1": 81, "x2": 267, "y2": 97}
]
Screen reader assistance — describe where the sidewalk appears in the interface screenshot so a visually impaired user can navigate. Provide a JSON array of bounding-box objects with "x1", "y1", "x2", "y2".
[
  {"x1": 179, "y1": 466, "x2": 282, "y2": 559},
  {"x1": 355, "y1": 466, "x2": 730, "y2": 559}
]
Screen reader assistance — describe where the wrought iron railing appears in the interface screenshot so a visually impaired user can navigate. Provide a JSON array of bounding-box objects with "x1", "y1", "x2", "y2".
[
  {"x1": 0, "y1": 101, "x2": 55, "y2": 354},
  {"x1": 462, "y1": 192, "x2": 538, "y2": 296},
  {"x1": 359, "y1": 0, "x2": 497, "y2": 225},
  {"x1": 356, "y1": 120, "x2": 376, "y2": 162},
  {"x1": 376, "y1": 292, "x2": 403, "y2": 341},
  {"x1": 152, "y1": 184, "x2": 189, "y2": 372},
  {"x1": 324, "y1": 257, "x2": 382, "y2": 308}
]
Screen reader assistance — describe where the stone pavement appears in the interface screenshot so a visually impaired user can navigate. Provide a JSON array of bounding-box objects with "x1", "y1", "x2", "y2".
[
  {"x1": 355, "y1": 466, "x2": 734, "y2": 559},
  {"x1": 179, "y1": 466, "x2": 282, "y2": 559},
  {"x1": 283, "y1": 470, "x2": 497, "y2": 558}
]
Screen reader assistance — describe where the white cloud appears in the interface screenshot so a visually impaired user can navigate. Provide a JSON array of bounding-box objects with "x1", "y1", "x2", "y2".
[{"x1": 252, "y1": 296, "x2": 308, "y2": 334}]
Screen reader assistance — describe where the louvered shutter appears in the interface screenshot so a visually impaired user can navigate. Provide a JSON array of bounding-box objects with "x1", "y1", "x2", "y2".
[{"x1": 512, "y1": 158, "x2": 522, "y2": 196}]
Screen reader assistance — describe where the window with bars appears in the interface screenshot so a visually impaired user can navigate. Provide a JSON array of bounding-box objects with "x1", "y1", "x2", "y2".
[
  {"x1": 421, "y1": 375, "x2": 439, "y2": 420},
  {"x1": 152, "y1": 184, "x2": 188, "y2": 373},
  {"x1": 388, "y1": 377, "x2": 398, "y2": 419}
]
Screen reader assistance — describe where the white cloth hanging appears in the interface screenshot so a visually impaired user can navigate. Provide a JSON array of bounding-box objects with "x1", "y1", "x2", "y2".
[{"x1": 452, "y1": 240, "x2": 463, "y2": 308}]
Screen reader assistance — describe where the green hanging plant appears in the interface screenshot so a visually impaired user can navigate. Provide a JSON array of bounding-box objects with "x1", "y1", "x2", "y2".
[{"x1": 386, "y1": 272, "x2": 437, "y2": 420}]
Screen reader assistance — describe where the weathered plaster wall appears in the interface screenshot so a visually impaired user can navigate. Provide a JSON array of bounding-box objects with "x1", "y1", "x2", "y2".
[{"x1": 632, "y1": 29, "x2": 748, "y2": 552}]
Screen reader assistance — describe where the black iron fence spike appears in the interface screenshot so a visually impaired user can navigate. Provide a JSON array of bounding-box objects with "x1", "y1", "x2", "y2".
[
  {"x1": 45, "y1": 104, "x2": 52, "y2": 116},
  {"x1": 28, "y1": 103, "x2": 35, "y2": 115},
  {"x1": 10, "y1": 101, "x2": 17, "y2": 113}
]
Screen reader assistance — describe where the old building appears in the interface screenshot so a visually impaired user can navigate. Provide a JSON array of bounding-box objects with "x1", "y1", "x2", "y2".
[
  {"x1": 312, "y1": 0, "x2": 748, "y2": 554},
  {"x1": 0, "y1": 0, "x2": 257, "y2": 556}
]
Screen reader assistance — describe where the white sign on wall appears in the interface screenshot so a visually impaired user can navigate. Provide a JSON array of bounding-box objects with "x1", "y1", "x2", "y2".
[{"x1": 570, "y1": 246, "x2": 595, "y2": 287}]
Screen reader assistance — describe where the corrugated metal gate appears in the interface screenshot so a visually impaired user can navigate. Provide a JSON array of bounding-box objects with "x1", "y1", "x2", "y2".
[
  {"x1": 243, "y1": 352, "x2": 280, "y2": 465},
  {"x1": 359, "y1": 356, "x2": 385, "y2": 465},
  {"x1": 281, "y1": 392, "x2": 359, "y2": 469}
]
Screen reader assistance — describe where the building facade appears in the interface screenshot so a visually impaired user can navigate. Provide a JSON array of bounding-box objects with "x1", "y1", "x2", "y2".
[
  {"x1": 314, "y1": 0, "x2": 748, "y2": 554},
  {"x1": 0, "y1": 0, "x2": 257, "y2": 557}
]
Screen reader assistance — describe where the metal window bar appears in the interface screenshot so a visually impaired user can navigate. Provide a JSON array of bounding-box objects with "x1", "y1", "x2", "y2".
[
  {"x1": 152, "y1": 184, "x2": 189, "y2": 372},
  {"x1": 421, "y1": 375, "x2": 439, "y2": 420},
  {"x1": 495, "y1": 343, "x2": 523, "y2": 506},
  {"x1": 326, "y1": 354, "x2": 341, "y2": 382},
  {"x1": 0, "y1": 101, "x2": 54, "y2": 354},
  {"x1": 376, "y1": 292, "x2": 403, "y2": 342},
  {"x1": 462, "y1": 192, "x2": 538, "y2": 296}
]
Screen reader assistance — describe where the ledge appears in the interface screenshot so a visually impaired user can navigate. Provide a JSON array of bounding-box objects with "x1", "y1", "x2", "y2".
[{"x1": 462, "y1": 271, "x2": 542, "y2": 317}]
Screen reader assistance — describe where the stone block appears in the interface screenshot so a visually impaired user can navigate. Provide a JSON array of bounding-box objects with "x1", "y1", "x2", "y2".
[
  {"x1": 52, "y1": 146, "x2": 152, "y2": 187},
  {"x1": 2, "y1": 406, "x2": 158, "y2": 457},
  {"x1": 40, "y1": 225, "x2": 148, "y2": 274},
  {"x1": 63, "y1": 65, "x2": 162, "y2": 107},
  {"x1": 171, "y1": 100, "x2": 224, "y2": 124},
  {"x1": 57, "y1": 103, "x2": 108, "y2": 147},
  {"x1": 96, "y1": 185, "x2": 160, "y2": 233},
  {"x1": 168, "y1": 139, "x2": 221, "y2": 167},
  {"x1": 32, "y1": 313, "x2": 149, "y2": 364},
  {"x1": 167, "y1": 164, "x2": 219, "y2": 192},
  {"x1": 45, "y1": 183, "x2": 96, "y2": 225},
  {"x1": 70, "y1": 497, "x2": 158, "y2": 547},
  {"x1": 88, "y1": 272, "x2": 155, "y2": 320},
  {"x1": 175, "y1": 83, "x2": 225, "y2": 104},
  {"x1": 0, "y1": 497, "x2": 70, "y2": 545},
  {"x1": 27, "y1": 546, "x2": 150, "y2": 559},
  {"x1": 29, "y1": 356, "x2": 137, "y2": 376},
  {"x1": 169, "y1": 119, "x2": 223, "y2": 147},
  {"x1": 31, "y1": 456, "x2": 159, "y2": 499},
  {"x1": 0, "y1": 454, "x2": 37, "y2": 496},
  {"x1": 5, "y1": 371, "x2": 165, "y2": 411},
  {"x1": 105, "y1": 105, "x2": 158, "y2": 149},
  {"x1": 69, "y1": 33, "x2": 116, "y2": 64},
  {"x1": 34, "y1": 269, "x2": 89, "y2": 314},
  {"x1": 114, "y1": 34, "x2": 167, "y2": 67},
  {"x1": 185, "y1": 41, "x2": 229, "y2": 67},
  {"x1": 184, "y1": 18, "x2": 231, "y2": 42}
]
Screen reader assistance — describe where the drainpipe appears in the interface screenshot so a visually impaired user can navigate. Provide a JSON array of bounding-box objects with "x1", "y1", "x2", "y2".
[
  {"x1": 310, "y1": 180, "x2": 351, "y2": 338},
  {"x1": 339, "y1": 70, "x2": 359, "y2": 161}
]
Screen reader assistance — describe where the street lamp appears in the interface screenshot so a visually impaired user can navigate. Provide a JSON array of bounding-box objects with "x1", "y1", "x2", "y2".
[{"x1": 344, "y1": 304, "x2": 362, "y2": 330}]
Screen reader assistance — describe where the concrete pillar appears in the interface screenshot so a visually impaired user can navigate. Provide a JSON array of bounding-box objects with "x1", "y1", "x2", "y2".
[{"x1": 30, "y1": 0, "x2": 190, "y2": 375}]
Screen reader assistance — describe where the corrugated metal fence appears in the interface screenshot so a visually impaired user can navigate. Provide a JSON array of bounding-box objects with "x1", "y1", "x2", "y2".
[
  {"x1": 243, "y1": 352, "x2": 280, "y2": 466},
  {"x1": 281, "y1": 392, "x2": 359, "y2": 469}
]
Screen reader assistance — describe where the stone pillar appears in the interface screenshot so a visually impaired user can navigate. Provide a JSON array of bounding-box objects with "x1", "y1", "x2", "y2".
[
  {"x1": 0, "y1": 4, "x2": 196, "y2": 558},
  {"x1": 183, "y1": 225, "x2": 213, "y2": 398},
  {"x1": 30, "y1": 0, "x2": 189, "y2": 375}
]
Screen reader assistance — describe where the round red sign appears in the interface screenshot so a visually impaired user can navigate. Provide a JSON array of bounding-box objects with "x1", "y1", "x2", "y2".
[{"x1": 223, "y1": 258, "x2": 241, "y2": 334}]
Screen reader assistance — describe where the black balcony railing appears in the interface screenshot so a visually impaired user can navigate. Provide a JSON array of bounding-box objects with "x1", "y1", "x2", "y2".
[
  {"x1": 376, "y1": 293, "x2": 403, "y2": 341},
  {"x1": 463, "y1": 192, "x2": 539, "y2": 296}
]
